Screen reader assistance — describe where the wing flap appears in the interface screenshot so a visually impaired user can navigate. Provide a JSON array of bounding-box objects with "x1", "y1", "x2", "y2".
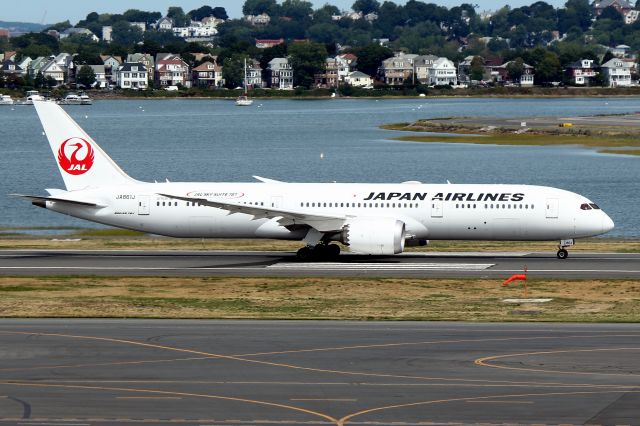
[{"x1": 159, "y1": 193, "x2": 345, "y2": 232}]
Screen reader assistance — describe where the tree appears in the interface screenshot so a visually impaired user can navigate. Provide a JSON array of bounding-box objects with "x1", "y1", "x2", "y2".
[
  {"x1": 280, "y1": 0, "x2": 314, "y2": 20},
  {"x1": 352, "y1": 0, "x2": 380, "y2": 15},
  {"x1": 111, "y1": 21, "x2": 144, "y2": 45},
  {"x1": 535, "y1": 51, "x2": 562, "y2": 83},
  {"x1": 189, "y1": 6, "x2": 215, "y2": 21},
  {"x1": 222, "y1": 54, "x2": 245, "y2": 88},
  {"x1": 34, "y1": 72, "x2": 45, "y2": 89},
  {"x1": 212, "y1": 7, "x2": 229, "y2": 20},
  {"x1": 123, "y1": 9, "x2": 162, "y2": 25},
  {"x1": 243, "y1": 0, "x2": 278, "y2": 16},
  {"x1": 76, "y1": 65, "x2": 96, "y2": 88},
  {"x1": 288, "y1": 41, "x2": 328, "y2": 88},
  {"x1": 352, "y1": 43, "x2": 393, "y2": 77},
  {"x1": 167, "y1": 7, "x2": 190, "y2": 27},
  {"x1": 470, "y1": 56, "x2": 484, "y2": 81},
  {"x1": 506, "y1": 57, "x2": 525, "y2": 82},
  {"x1": 598, "y1": 6, "x2": 624, "y2": 22}
]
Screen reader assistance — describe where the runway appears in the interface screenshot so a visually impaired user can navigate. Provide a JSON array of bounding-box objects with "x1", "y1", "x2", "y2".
[
  {"x1": 0, "y1": 250, "x2": 639, "y2": 278},
  {"x1": 0, "y1": 320, "x2": 638, "y2": 425}
]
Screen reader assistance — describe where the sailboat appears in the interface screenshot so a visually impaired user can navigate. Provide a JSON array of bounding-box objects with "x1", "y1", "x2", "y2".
[{"x1": 236, "y1": 58, "x2": 254, "y2": 106}]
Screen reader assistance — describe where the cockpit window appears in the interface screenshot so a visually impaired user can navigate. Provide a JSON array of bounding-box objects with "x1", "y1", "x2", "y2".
[
  {"x1": 580, "y1": 203, "x2": 592, "y2": 210},
  {"x1": 589, "y1": 203, "x2": 601, "y2": 210}
]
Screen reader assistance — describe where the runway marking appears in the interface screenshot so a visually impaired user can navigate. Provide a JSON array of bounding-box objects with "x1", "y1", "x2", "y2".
[
  {"x1": 3, "y1": 331, "x2": 640, "y2": 388},
  {"x1": 465, "y1": 400, "x2": 534, "y2": 404},
  {"x1": 0, "y1": 381, "x2": 338, "y2": 424},
  {"x1": 336, "y1": 390, "x2": 640, "y2": 426},
  {"x1": 0, "y1": 356, "x2": 211, "y2": 373},
  {"x1": 291, "y1": 399, "x2": 357, "y2": 402},
  {"x1": 115, "y1": 396, "x2": 183, "y2": 400},
  {"x1": 268, "y1": 262, "x2": 494, "y2": 271},
  {"x1": 475, "y1": 347, "x2": 640, "y2": 377}
]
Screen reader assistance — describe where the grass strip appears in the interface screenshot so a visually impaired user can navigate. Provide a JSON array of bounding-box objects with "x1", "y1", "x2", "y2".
[{"x1": 0, "y1": 276, "x2": 637, "y2": 322}]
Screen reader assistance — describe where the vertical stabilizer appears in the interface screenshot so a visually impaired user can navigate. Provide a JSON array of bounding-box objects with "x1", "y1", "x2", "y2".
[{"x1": 33, "y1": 100, "x2": 137, "y2": 191}]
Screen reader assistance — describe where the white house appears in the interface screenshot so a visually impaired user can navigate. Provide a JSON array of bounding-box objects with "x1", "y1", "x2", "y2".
[
  {"x1": 247, "y1": 59, "x2": 264, "y2": 88},
  {"x1": 102, "y1": 26, "x2": 112, "y2": 42},
  {"x1": 566, "y1": 59, "x2": 597, "y2": 85},
  {"x1": 245, "y1": 13, "x2": 271, "y2": 25},
  {"x1": 345, "y1": 71, "x2": 373, "y2": 87},
  {"x1": 116, "y1": 62, "x2": 148, "y2": 89},
  {"x1": 413, "y1": 54, "x2": 439, "y2": 84},
  {"x1": 267, "y1": 58, "x2": 293, "y2": 90},
  {"x1": 88, "y1": 65, "x2": 107, "y2": 88},
  {"x1": 156, "y1": 17, "x2": 174, "y2": 30},
  {"x1": 601, "y1": 58, "x2": 632, "y2": 87},
  {"x1": 40, "y1": 59, "x2": 65, "y2": 86},
  {"x1": 427, "y1": 57, "x2": 458, "y2": 86}
]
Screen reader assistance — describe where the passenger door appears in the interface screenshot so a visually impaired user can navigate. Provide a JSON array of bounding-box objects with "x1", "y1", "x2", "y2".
[
  {"x1": 546, "y1": 198, "x2": 559, "y2": 219},
  {"x1": 431, "y1": 200, "x2": 443, "y2": 218},
  {"x1": 138, "y1": 195, "x2": 150, "y2": 215}
]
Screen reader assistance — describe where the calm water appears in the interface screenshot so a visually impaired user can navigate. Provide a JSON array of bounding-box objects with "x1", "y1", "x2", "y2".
[{"x1": 1, "y1": 97, "x2": 639, "y2": 237}]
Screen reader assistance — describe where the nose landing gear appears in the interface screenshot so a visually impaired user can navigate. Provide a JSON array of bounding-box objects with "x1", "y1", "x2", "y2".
[{"x1": 556, "y1": 239, "x2": 574, "y2": 259}]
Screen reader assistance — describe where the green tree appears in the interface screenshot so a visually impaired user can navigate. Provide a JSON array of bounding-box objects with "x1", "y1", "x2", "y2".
[
  {"x1": 243, "y1": 0, "x2": 278, "y2": 16},
  {"x1": 222, "y1": 54, "x2": 245, "y2": 88},
  {"x1": 123, "y1": 9, "x2": 162, "y2": 25},
  {"x1": 288, "y1": 41, "x2": 328, "y2": 88},
  {"x1": 352, "y1": 0, "x2": 380, "y2": 15},
  {"x1": 111, "y1": 21, "x2": 144, "y2": 45},
  {"x1": 470, "y1": 56, "x2": 484, "y2": 81},
  {"x1": 598, "y1": 6, "x2": 623, "y2": 22},
  {"x1": 535, "y1": 51, "x2": 562, "y2": 83},
  {"x1": 506, "y1": 57, "x2": 525, "y2": 82},
  {"x1": 167, "y1": 7, "x2": 190, "y2": 27},
  {"x1": 76, "y1": 65, "x2": 96, "y2": 87},
  {"x1": 352, "y1": 43, "x2": 393, "y2": 77},
  {"x1": 280, "y1": 0, "x2": 313, "y2": 20},
  {"x1": 34, "y1": 72, "x2": 45, "y2": 89}
]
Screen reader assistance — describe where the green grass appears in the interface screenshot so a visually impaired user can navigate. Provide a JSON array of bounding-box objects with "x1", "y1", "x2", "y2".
[{"x1": 73, "y1": 229, "x2": 146, "y2": 237}]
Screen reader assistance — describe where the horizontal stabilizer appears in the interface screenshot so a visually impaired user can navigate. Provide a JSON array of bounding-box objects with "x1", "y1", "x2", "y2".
[{"x1": 11, "y1": 194, "x2": 104, "y2": 207}]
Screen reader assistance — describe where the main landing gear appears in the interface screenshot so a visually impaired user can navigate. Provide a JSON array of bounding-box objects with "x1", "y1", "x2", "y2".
[
  {"x1": 556, "y1": 239, "x2": 574, "y2": 260},
  {"x1": 296, "y1": 243, "x2": 341, "y2": 261}
]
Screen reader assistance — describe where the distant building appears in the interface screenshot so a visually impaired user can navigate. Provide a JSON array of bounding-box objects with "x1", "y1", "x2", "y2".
[
  {"x1": 246, "y1": 59, "x2": 264, "y2": 88},
  {"x1": 345, "y1": 71, "x2": 373, "y2": 87},
  {"x1": 267, "y1": 57, "x2": 293, "y2": 90},
  {"x1": 624, "y1": 9, "x2": 639, "y2": 24},
  {"x1": 256, "y1": 38, "x2": 285, "y2": 49},
  {"x1": 102, "y1": 26, "x2": 112, "y2": 42},
  {"x1": 245, "y1": 13, "x2": 271, "y2": 25},
  {"x1": 101, "y1": 55, "x2": 122, "y2": 86},
  {"x1": 27, "y1": 56, "x2": 48, "y2": 78},
  {"x1": 380, "y1": 52, "x2": 417, "y2": 86},
  {"x1": 593, "y1": 0, "x2": 633, "y2": 16},
  {"x1": 156, "y1": 17, "x2": 174, "y2": 30},
  {"x1": 601, "y1": 58, "x2": 632, "y2": 87},
  {"x1": 566, "y1": 59, "x2": 597, "y2": 86},
  {"x1": 610, "y1": 44, "x2": 632, "y2": 58},
  {"x1": 155, "y1": 53, "x2": 191, "y2": 88},
  {"x1": 1, "y1": 60, "x2": 23, "y2": 77},
  {"x1": 413, "y1": 54, "x2": 439, "y2": 84},
  {"x1": 130, "y1": 22, "x2": 146, "y2": 32},
  {"x1": 192, "y1": 61, "x2": 224, "y2": 88},
  {"x1": 60, "y1": 27, "x2": 99, "y2": 42},
  {"x1": 117, "y1": 62, "x2": 148, "y2": 89},
  {"x1": 0, "y1": 28, "x2": 9, "y2": 38},
  {"x1": 493, "y1": 60, "x2": 535, "y2": 86},
  {"x1": 127, "y1": 53, "x2": 154, "y2": 81},
  {"x1": 40, "y1": 58, "x2": 65, "y2": 86},
  {"x1": 426, "y1": 57, "x2": 458, "y2": 86},
  {"x1": 88, "y1": 65, "x2": 107, "y2": 88}
]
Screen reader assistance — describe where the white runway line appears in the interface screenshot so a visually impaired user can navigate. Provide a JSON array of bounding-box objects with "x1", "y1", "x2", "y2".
[{"x1": 268, "y1": 262, "x2": 495, "y2": 270}]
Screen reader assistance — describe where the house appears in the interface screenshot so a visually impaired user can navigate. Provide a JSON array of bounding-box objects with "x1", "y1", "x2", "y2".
[
  {"x1": 624, "y1": 9, "x2": 639, "y2": 24},
  {"x1": 245, "y1": 13, "x2": 271, "y2": 25},
  {"x1": 88, "y1": 65, "x2": 107, "y2": 88},
  {"x1": 267, "y1": 57, "x2": 293, "y2": 90},
  {"x1": 566, "y1": 59, "x2": 597, "y2": 86},
  {"x1": 3, "y1": 51, "x2": 17, "y2": 62},
  {"x1": 457, "y1": 55, "x2": 478, "y2": 84},
  {"x1": 1, "y1": 60, "x2": 23, "y2": 77},
  {"x1": 192, "y1": 61, "x2": 224, "y2": 88},
  {"x1": 101, "y1": 55, "x2": 122, "y2": 86},
  {"x1": 593, "y1": 0, "x2": 633, "y2": 16},
  {"x1": 493, "y1": 61, "x2": 535, "y2": 86},
  {"x1": 156, "y1": 17, "x2": 174, "y2": 30},
  {"x1": 127, "y1": 53, "x2": 154, "y2": 80},
  {"x1": 379, "y1": 52, "x2": 417, "y2": 86},
  {"x1": 17, "y1": 57, "x2": 32, "y2": 74},
  {"x1": 102, "y1": 26, "x2": 112, "y2": 42},
  {"x1": 130, "y1": 22, "x2": 146, "y2": 32},
  {"x1": 117, "y1": 62, "x2": 148, "y2": 89},
  {"x1": 40, "y1": 58, "x2": 66, "y2": 86},
  {"x1": 0, "y1": 28, "x2": 9, "y2": 38},
  {"x1": 256, "y1": 38, "x2": 284, "y2": 49},
  {"x1": 314, "y1": 57, "x2": 339, "y2": 88},
  {"x1": 155, "y1": 53, "x2": 191, "y2": 88},
  {"x1": 345, "y1": 71, "x2": 373, "y2": 87},
  {"x1": 201, "y1": 17, "x2": 225, "y2": 27},
  {"x1": 610, "y1": 44, "x2": 632, "y2": 58},
  {"x1": 247, "y1": 59, "x2": 264, "y2": 88},
  {"x1": 601, "y1": 58, "x2": 632, "y2": 86},
  {"x1": 426, "y1": 57, "x2": 458, "y2": 86},
  {"x1": 27, "y1": 56, "x2": 48, "y2": 78},
  {"x1": 413, "y1": 54, "x2": 439, "y2": 84},
  {"x1": 60, "y1": 28, "x2": 99, "y2": 42}
]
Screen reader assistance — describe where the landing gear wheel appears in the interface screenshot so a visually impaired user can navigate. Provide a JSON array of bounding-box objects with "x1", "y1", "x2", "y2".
[
  {"x1": 297, "y1": 246, "x2": 313, "y2": 261},
  {"x1": 557, "y1": 248, "x2": 568, "y2": 260},
  {"x1": 326, "y1": 244, "x2": 341, "y2": 258}
]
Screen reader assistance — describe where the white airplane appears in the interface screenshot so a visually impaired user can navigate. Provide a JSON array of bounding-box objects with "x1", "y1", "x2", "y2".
[{"x1": 16, "y1": 100, "x2": 614, "y2": 260}]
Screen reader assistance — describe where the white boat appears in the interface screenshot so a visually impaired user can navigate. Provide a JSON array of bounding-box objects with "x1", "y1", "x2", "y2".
[
  {"x1": 79, "y1": 92, "x2": 92, "y2": 105},
  {"x1": 20, "y1": 90, "x2": 40, "y2": 105},
  {"x1": 0, "y1": 95, "x2": 14, "y2": 105},
  {"x1": 61, "y1": 93, "x2": 82, "y2": 105},
  {"x1": 236, "y1": 58, "x2": 254, "y2": 106}
]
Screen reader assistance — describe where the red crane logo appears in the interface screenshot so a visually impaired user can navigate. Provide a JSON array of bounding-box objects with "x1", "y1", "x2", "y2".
[{"x1": 57, "y1": 137, "x2": 95, "y2": 175}]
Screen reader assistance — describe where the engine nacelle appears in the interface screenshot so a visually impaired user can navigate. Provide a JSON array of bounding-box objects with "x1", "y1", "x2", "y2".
[{"x1": 341, "y1": 218, "x2": 406, "y2": 255}]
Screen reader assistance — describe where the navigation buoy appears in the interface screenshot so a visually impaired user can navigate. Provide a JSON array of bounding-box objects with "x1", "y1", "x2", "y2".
[{"x1": 320, "y1": 152, "x2": 324, "y2": 159}]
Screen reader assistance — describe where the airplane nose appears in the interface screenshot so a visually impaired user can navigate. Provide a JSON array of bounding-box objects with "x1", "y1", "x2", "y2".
[{"x1": 602, "y1": 214, "x2": 615, "y2": 233}]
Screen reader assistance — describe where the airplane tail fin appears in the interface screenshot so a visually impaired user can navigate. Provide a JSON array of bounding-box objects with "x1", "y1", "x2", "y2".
[{"x1": 33, "y1": 100, "x2": 137, "y2": 191}]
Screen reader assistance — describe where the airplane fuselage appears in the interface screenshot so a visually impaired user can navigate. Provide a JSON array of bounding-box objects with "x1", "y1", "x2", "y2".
[{"x1": 43, "y1": 182, "x2": 613, "y2": 243}]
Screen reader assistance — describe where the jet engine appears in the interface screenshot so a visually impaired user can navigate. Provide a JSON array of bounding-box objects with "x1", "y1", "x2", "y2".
[{"x1": 341, "y1": 218, "x2": 406, "y2": 255}]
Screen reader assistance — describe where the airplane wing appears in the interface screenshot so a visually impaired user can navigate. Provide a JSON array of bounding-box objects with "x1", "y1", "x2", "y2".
[
  {"x1": 159, "y1": 193, "x2": 346, "y2": 232},
  {"x1": 253, "y1": 176, "x2": 286, "y2": 183},
  {"x1": 11, "y1": 194, "x2": 105, "y2": 208}
]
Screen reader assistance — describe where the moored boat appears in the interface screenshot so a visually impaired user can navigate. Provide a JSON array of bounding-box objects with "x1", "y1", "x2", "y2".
[{"x1": 0, "y1": 95, "x2": 14, "y2": 105}]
